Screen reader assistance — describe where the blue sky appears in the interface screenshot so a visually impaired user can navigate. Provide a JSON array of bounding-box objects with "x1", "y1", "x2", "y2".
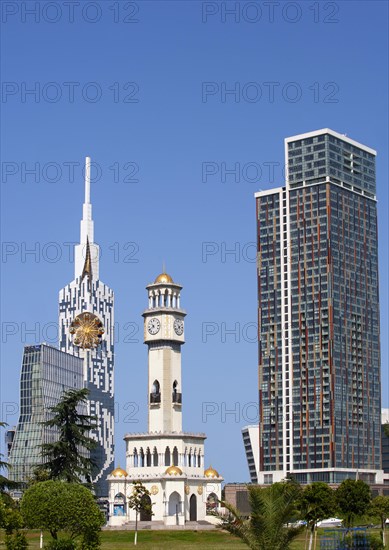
[{"x1": 1, "y1": 0, "x2": 388, "y2": 483}]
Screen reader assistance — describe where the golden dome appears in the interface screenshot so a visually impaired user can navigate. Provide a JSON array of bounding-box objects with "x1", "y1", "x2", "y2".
[
  {"x1": 154, "y1": 272, "x2": 174, "y2": 284},
  {"x1": 204, "y1": 465, "x2": 219, "y2": 478},
  {"x1": 165, "y1": 465, "x2": 183, "y2": 476},
  {"x1": 111, "y1": 466, "x2": 128, "y2": 478}
]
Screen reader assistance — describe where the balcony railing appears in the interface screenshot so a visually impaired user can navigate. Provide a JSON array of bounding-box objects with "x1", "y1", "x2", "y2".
[
  {"x1": 150, "y1": 392, "x2": 161, "y2": 404},
  {"x1": 172, "y1": 392, "x2": 182, "y2": 404}
]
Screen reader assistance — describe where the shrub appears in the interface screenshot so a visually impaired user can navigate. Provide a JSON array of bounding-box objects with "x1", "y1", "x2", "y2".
[
  {"x1": 44, "y1": 539, "x2": 76, "y2": 550},
  {"x1": 5, "y1": 532, "x2": 28, "y2": 550}
]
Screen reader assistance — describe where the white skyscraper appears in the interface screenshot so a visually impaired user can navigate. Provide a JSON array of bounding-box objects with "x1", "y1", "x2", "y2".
[{"x1": 59, "y1": 157, "x2": 114, "y2": 497}]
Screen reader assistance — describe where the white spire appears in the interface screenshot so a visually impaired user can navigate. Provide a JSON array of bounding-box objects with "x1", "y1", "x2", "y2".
[
  {"x1": 85, "y1": 156, "x2": 91, "y2": 204},
  {"x1": 74, "y1": 156, "x2": 100, "y2": 280}
]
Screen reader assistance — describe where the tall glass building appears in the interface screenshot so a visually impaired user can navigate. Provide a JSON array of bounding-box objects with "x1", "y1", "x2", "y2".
[
  {"x1": 255, "y1": 129, "x2": 382, "y2": 485},
  {"x1": 8, "y1": 344, "x2": 84, "y2": 484}
]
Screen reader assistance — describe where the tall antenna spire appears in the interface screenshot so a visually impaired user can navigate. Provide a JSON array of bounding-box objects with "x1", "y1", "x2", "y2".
[
  {"x1": 85, "y1": 156, "x2": 91, "y2": 204},
  {"x1": 74, "y1": 156, "x2": 100, "y2": 280}
]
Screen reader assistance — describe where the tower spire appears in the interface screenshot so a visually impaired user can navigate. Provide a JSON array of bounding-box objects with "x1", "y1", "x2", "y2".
[
  {"x1": 74, "y1": 156, "x2": 100, "y2": 280},
  {"x1": 85, "y1": 156, "x2": 91, "y2": 205},
  {"x1": 81, "y1": 236, "x2": 93, "y2": 288}
]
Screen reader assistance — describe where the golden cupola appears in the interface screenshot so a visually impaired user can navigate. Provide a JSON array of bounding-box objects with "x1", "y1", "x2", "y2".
[
  {"x1": 204, "y1": 466, "x2": 219, "y2": 478},
  {"x1": 165, "y1": 465, "x2": 183, "y2": 476},
  {"x1": 154, "y1": 272, "x2": 174, "y2": 284},
  {"x1": 111, "y1": 466, "x2": 128, "y2": 478}
]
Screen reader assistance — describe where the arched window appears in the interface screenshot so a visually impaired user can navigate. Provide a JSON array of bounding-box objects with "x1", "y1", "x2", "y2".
[
  {"x1": 151, "y1": 380, "x2": 161, "y2": 404},
  {"x1": 197, "y1": 453, "x2": 201, "y2": 468},
  {"x1": 188, "y1": 448, "x2": 192, "y2": 467},
  {"x1": 153, "y1": 447, "x2": 158, "y2": 466},
  {"x1": 165, "y1": 447, "x2": 171, "y2": 466},
  {"x1": 140, "y1": 448, "x2": 145, "y2": 467},
  {"x1": 146, "y1": 447, "x2": 151, "y2": 467},
  {"x1": 133, "y1": 448, "x2": 138, "y2": 467},
  {"x1": 172, "y1": 380, "x2": 181, "y2": 404},
  {"x1": 172, "y1": 446, "x2": 178, "y2": 466},
  {"x1": 183, "y1": 448, "x2": 187, "y2": 467}
]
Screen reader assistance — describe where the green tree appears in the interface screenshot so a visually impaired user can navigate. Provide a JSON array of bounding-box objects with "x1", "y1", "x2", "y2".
[
  {"x1": 335, "y1": 479, "x2": 371, "y2": 529},
  {"x1": 299, "y1": 482, "x2": 335, "y2": 550},
  {"x1": 371, "y1": 495, "x2": 389, "y2": 547},
  {"x1": 41, "y1": 389, "x2": 97, "y2": 483},
  {"x1": 219, "y1": 482, "x2": 304, "y2": 550},
  {"x1": 127, "y1": 481, "x2": 153, "y2": 545},
  {"x1": 21, "y1": 480, "x2": 105, "y2": 548},
  {"x1": 0, "y1": 494, "x2": 27, "y2": 550}
]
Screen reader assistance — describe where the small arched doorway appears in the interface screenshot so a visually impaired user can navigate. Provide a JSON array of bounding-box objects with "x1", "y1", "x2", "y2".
[
  {"x1": 189, "y1": 494, "x2": 197, "y2": 521},
  {"x1": 113, "y1": 493, "x2": 126, "y2": 516},
  {"x1": 206, "y1": 492, "x2": 218, "y2": 515},
  {"x1": 168, "y1": 491, "x2": 181, "y2": 523},
  {"x1": 140, "y1": 494, "x2": 152, "y2": 521}
]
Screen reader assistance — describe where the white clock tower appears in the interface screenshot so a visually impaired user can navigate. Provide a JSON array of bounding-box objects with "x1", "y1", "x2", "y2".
[
  {"x1": 143, "y1": 273, "x2": 186, "y2": 433},
  {"x1": 108, "y1": 272, "x2": 223, "y2": 527}
]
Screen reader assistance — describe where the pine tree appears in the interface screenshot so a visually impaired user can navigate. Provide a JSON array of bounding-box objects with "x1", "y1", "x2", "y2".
[{"x1": 41, "y1": 388, "x2": 97, "y2": 484}]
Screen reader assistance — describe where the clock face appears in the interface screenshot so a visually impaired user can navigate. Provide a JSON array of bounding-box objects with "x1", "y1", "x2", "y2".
[
  {"x1": 174, "y1": 318, "x2": 184, "y2": 336},
  {"x1": 69, "y1": 312, "x2": 104, "y2": 349},
  {"x1": 147, "y1": 317, "x2": 160, "y2": 335}
]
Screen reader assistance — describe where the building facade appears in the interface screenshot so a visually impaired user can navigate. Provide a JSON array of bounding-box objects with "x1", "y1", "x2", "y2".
[
  {"x1": 8, "y1": 344, "x2": 84, "y2": 483},
  {"x1": 255, "y1": 129, "x2": 382, "y2": 485},
  {"x1": 382, "y1": 409, "x2": 389, "y2": 474},
  {"x1": 59, "y1": 157, "x2": 114, "y2": 496},
  {"x1": 108, "y1": 273, "x2": 222, "y2": 526},
  {"x1": 242, "y1": 425, "x2": 259, "y2": 483},
  {"x1": 5, "y1": 428, "x2": 15, "y2": 458}
]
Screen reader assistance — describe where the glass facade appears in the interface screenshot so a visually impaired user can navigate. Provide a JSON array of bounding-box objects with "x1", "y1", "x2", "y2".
[
  {"x1": 256, "y1": 130, "x2": 381, "y2": 482},
  {"x1": 8, "y1": 344, "x2": 84, "y2": 484},
  {"x1": 287, "y1": 132, "x2": 376, "y2": 196}
]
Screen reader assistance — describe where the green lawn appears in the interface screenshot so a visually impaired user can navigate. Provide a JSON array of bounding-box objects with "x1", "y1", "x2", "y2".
[
  {"x1": 0, "y1": 529, "x2": 247, "y2": 549},
  {"x1": 0, "y1": 528, "x2": 382, "y2": 549}
]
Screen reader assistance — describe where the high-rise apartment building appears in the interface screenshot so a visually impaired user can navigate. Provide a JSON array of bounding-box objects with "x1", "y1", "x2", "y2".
[
  {"x1": 8, "y1": 344, "x2": 84, "y2": 484},
  {"x1": 255, "y1": 129, "x2": 382, "y2": 485}
]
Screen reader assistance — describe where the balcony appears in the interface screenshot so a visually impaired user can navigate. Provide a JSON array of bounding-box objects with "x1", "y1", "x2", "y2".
[
  {"x1": 172, "y1": 392, "x2": 182, "y2": 405},
  {"x1": 150, "y1": 392, "x2": 161, "y2": 404}
]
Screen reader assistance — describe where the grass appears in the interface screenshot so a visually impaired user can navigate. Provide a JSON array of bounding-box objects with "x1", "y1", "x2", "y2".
[
  {"x1": 0, "y1": 529, "x2": 247, "y2": 549},
  {"x1": 0, "y1": 527, "x2": 382, "y2": 549}
]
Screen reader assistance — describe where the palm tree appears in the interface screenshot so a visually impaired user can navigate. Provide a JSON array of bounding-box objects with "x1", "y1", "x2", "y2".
[
  {"x1": 219, "y1": 482, "x2": 304, "y2": 550},
  {"x1": 41, "y1": 388, "x2": 97, "y2": 484}
]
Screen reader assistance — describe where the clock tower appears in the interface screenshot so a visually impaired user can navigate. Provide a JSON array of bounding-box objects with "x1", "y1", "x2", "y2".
[
  {"x1": 143, "y1": 273, "x2": 186, "y2": 433},
  {"x1": 108, "y1": 271, "x2": 222, "y2": 527}
]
